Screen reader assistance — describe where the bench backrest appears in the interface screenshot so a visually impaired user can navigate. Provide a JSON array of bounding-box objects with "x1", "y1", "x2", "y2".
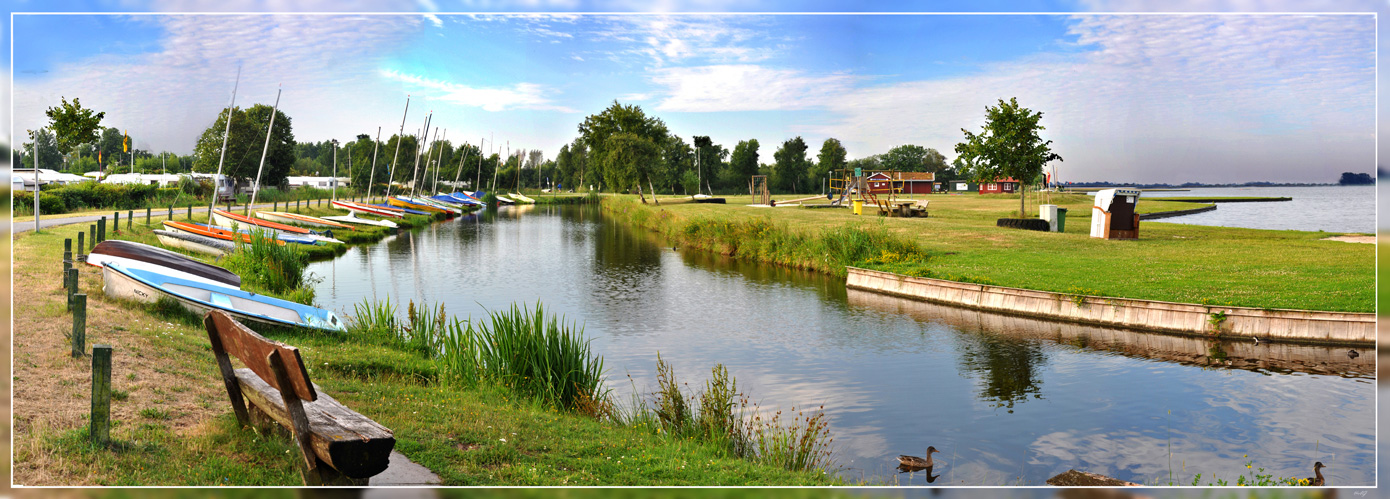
[{"x1": 205, "y1": 310, "x2": 318, "y2": 401}]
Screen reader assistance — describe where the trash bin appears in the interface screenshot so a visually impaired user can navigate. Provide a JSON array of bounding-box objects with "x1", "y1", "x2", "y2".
[
  {"x1": 1039, "y1": 204, "x2": 1059, "y2": 231},
  {"x1": 852, "y1": 199, "x2": 863, "y2": 215},
  {"x1": 1056, "y1": 208, "x2": 1067, "y2": 233}
]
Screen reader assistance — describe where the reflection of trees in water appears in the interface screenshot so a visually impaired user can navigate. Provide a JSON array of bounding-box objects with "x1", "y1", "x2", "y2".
[{"x1": 956, "y1": 333, "x2": 1047, "y2": 413}]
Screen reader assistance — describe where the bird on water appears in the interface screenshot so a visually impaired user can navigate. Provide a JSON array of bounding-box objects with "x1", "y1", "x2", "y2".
[
  {"x1": 898, "y1": 446, "x2": 939, "y2": 468},
  {"x1": 1304, "y1": 462, "x2": 1325, "y2": 486}
]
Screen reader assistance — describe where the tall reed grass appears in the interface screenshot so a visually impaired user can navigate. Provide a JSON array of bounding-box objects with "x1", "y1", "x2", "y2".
[{"x1": 221, "y1": 228, "x2": 314, "y2": 304}]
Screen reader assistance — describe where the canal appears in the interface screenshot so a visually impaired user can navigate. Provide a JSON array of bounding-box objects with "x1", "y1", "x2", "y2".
[{"x1": 308, "y1": 204, "x2": 1374, "y2": 485}]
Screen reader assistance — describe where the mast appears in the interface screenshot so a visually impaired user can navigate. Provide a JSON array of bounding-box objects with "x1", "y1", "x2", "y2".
[
  {"x1": 367, "y1": 127, "x2": 381, "y2": 201},
  {"x1": 431, "y1": 128, "x2": 446, "y2": 195},
  {"x1": 474, "y1": 136, "x2": 485, "y2": 191},
  {"x1": 409, "y1": 113, "x2": 432, "y2": 199},
  {"x1": 385, "y1": 96, "x2": 410, "y2": 199},
  {"x1": 248, "y1": 85, "x2": 282, "y2": 210},
  {"x1": 210, "y1": 65, "x2": 241, "y2": 213},
  {"x1": 452, "y1": 140, "x2": 471, "y2": 190}
]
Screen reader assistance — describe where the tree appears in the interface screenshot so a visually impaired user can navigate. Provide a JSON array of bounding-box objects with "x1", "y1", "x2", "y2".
[
  {"x1": 813, "y1": 138, "x2": 846, "y2": 191},
  {"x1": 578, "y1": 101, "x2": 669, "y2": 201},
  {"x1": 772, "y1": 136, "x2": 810, "y2": 193},
  {"x1": 882, "y1": 144, "x2": 948, "y2": 173},
  {"x1": 730, "y1": 139, "x2": 761, "y2": 179},
  {"x1": 44, "y1": 97, "x2": 105, "y2": 154},
  {"x1": 192, "y1": 104, "x2": 296, "y2": 190},
  {"x1": 1338, "y1": 172, "x2": 1374, "y2": 185},
  {"x1": 98, "y1": 127, "x2": 126, "y2": 170},
  {"x1": 22, "y1": 128, "x2": 62, "y2": 170},
  {"x1": 658, "y1": 135, "x2": 693, "y2": 194},
  {"x1": 955, "y1": 97, "x2": 1062, "y2": 217}
]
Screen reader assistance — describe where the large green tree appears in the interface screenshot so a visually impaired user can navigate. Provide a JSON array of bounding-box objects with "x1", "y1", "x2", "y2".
[
  {"x1": 578, "y1": 101, "x2": 669, "y2": 201},
  {"x1": 813, "y1": 138, "x2": 846, "y2": 192},
  {"x1": 955, "y1": 97, "x2": 1062, "y2": 217},
  {"x1": 21, "y1": 128, "x2": 62, "y2": 170},
  {"x1": 192, "y1": 104, "x2": 296, "y2": 190},
  {"x1": 44, "y1": 97, "x2": 105, "y2": 154},
  {"x1": 772, "y1": 136, "x2": 810, "y2": 193},
  {"x1": 98, "y1": 127, "x2": 126, "y2": 170}
]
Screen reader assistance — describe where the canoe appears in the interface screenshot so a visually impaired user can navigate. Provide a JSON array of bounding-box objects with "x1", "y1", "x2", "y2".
[
  {"x1": 321, "y1": 214, "x2": 398, "y2": 228},
  {"x1": 154, "y1": 229, "x2": 237, "y2": 257},
  {"x1": 212, "y1": 209, "x2": 344, "y2": 244},
  {"x1": 86, "y1": 239, "x2": 241, "y2": 288},
  {"x1": 508, "y1": 193, "x2": 536, "y2": 204},
  {"x1": 103, "y1": 263, "x2": 344, "y2": 331},
  {"x1": 257, "y1": 211, "x2": 355, "y2": 231},
  {"x1": 163, "y1": 221, "x2": 320, "y2": 246},
  {"x1": 332, "y1": 200, "x2": 404, "y2": 219}
]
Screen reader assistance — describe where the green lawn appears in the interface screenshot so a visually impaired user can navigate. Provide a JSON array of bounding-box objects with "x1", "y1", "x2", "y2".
[{"x1": 610, "y1": 192, "x2": 1373, "y2": 312}]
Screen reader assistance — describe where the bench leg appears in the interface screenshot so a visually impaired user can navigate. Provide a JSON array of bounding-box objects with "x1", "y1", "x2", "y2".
[{"x1": 305, "y1": 461, "x2": 370, "y2": 486}]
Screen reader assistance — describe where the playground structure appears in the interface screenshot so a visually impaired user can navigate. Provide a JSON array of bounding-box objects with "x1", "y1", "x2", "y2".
[
  {"x1": 750, "y1": 175, "x2": 771, "y2": 205},
  {"x1": 827, "y1": 169, "x2": 928, "y2": 217}
]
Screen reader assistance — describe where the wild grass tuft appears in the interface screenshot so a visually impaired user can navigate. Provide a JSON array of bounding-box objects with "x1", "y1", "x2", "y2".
[{"x1": 221, "y1": 228, "x2": 311, "y2": 302}]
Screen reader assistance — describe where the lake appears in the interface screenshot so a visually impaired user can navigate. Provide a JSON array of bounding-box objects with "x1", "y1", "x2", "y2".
[
  {"x1": 309, "y1": 205, "x2": 1375, "y2": 485},
  {"x1": 1124, "y1": 185, "x2": 1374, "y2": 233}
]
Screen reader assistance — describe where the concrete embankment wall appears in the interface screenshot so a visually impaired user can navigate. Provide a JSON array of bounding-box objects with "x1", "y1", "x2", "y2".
[{"x1": 845, "y1": 267, "x2": 1374, "y2": 346}]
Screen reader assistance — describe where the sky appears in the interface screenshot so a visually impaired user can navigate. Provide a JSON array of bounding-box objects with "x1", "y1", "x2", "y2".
[{"x1": 3, "y1": 2, "x2": 1381, "y2": 185}]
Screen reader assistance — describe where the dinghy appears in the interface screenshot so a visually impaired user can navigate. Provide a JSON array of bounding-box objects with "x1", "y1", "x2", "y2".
[
  {"x1": 103, "y1": 263, "x2": 344, "y2": 332},
  {"x1": 154, "y1": 229, "x2": 238, "y2": 257},
  {"x1": 332, "y1": 200, "x2": 404, "y2": 219},
  {"x1": 212, "y1": 209, "x2": 344, "y2": 244},
  {"x1": 321, "y1": 213, "x2": 398, "y2": 228},
  {"x1": 508, "y1": 193, "x2": 536, "y2": 204},
  {"x1": 86, "y1": 240, "x2": 241, "y2": 288},
  {"x1": 256, "y1": 211, "x2": 355, "y2": 231}
]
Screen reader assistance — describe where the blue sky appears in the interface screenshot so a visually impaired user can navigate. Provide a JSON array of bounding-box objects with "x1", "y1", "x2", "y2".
[{"x1": 5, "y1": 4, "x2": 1380, "y2": 184}]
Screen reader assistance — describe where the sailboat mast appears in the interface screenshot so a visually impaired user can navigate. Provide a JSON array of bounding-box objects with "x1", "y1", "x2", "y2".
[
  {"x1": 410, "y1": 113, "x2": 432, "y2": 198},
  {"x1": 248, "y1": 85, "x2": 281, "y2": 209},
  {"x1": 210, "y1": 65, "x2": 241, "y2": 213},
  {"x1": 386, "y1": 96, "x2": 410, "y2": 199},
  {"x1": 367, "y1": 127, "x2": 381, "y2": 201}
]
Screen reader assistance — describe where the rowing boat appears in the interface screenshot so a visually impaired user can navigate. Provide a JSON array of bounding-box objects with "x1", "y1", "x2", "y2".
[
  {"x1": 321, "y1": 213, "x2": 398, "y2": 228},
  {"x1": 162, "y1": 220, "x2": 321, "y2": 246},
  {"x1": 154, "y1": 229, "x2": 238, "y2": 257},
  {"x1": 86, "y1": 239, "x2": 241, "y2": 288},
  {"x1": 103, "y1": 263, "x2": 344, "y2": 331},
  {"x1": 256, "y1": 211, "x2": 356, "y2": 230},
  {"x1": 212, "y1": 209, "x2": 344, "y2": 244},
  {"x1": 332, "y1": 200, "x2": 404, "y2": 219}
]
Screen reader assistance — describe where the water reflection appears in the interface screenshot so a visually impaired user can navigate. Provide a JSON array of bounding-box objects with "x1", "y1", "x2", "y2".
[{"x1": 307, "y1": 205, "x2": 1375, "y2": 485}]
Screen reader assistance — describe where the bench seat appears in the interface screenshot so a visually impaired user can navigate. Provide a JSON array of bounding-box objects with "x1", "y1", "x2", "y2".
[{"x1": 234, "y1": 369, "x2": 395, "y2": 479}]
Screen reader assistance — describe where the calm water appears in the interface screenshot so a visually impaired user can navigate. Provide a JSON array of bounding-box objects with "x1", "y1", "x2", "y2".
[
  {"x1": 1128, "y1": 185, "x2": 1374, "y2": 233},
  {"x1": 310, "y1": 205, "x2": 1375, "y2": 485}
]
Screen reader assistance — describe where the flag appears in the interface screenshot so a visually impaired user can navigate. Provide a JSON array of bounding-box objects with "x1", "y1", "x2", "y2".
[{"x1": 123, "y1": 130, "x2": 128, "y2": 152}]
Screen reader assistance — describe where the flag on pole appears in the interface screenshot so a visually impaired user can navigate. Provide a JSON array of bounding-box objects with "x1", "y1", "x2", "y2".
[{"x1": 123, "y1": 130, "x2": 129, "y2": 152}]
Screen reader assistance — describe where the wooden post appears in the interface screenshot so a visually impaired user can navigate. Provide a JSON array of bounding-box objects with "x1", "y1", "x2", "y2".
[
  {"x1": 90, "y1": 344, "x2": 112, "y2": 445},
  {"x1": 187, "y1": 203, "x2": 193, "y2": 220},
  {"x1": 67, "y1": 268, "x2": 78, "y2": 311},
  {"x1": 274, "y1": 200, "x2": 278, "y2": 212},
  {"x1": 77, "y1": 231, "x2": 85, "y2": 259},
  {"x1": 88, "y1": 225, "x2": 96, "y2": 250},
  {"x1": 146, "y1": 207, "x2": 151, "y2": 226},
  {"x1": 72, "y1": 294, "x2": 87, "y2": 357},
  {"x1": 167, "y1": 205, "x2": 173, "y2": 221},
  {"x1": 113, "y1": 211, "x2": 119, "y2": 234},
  {"x1": 97, "y1": 217, "x2": 106, "y2": 242},
  {"x1": 127, "y1": 210, "x2": 133, "y2": 230}
]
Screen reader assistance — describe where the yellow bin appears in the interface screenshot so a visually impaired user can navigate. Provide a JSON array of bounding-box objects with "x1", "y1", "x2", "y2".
[{"x1": 852, "y1": 199, "x2": 863, "y2": 215}]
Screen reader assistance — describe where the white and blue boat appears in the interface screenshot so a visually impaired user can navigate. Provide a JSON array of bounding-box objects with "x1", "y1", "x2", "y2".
[{"x1": 102, "y1": 262, "x2": 345, "y2": 332}]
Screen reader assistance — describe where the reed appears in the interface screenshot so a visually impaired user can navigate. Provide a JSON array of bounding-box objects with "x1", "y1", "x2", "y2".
[
  {"x1": 454, "y1": 303, "x2": 609, "y2": 414},
  {"x1": 220, "y1": 228, "x2": 311, "y2": 301}
]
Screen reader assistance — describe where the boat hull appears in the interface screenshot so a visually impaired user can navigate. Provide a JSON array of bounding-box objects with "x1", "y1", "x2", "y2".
[
  {"x1": 332, "y1": 200, "x2": 404, "y2": 218},
  {"x1": 321, "y1": 214, "x2": 398, "y2": 228},
  {"x1": 257, "y1": 211, "x2": 355, "y2": 230},
  {"x1": 212, "y1": 209, "x2": 343, "y2": 244},
  {"x1": 103, "y1": 263, "x2": 344, "y2": 331},
  {"x1": 87, "y1": 240, "x2": 241, "y2": 288},
  {"x1": 154, "y1": 229, "x2": 235, "y2": 257}
]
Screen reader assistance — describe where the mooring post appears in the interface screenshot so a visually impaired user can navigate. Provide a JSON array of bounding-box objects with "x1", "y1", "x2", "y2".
[
  {"x1": 90, "y1": 344, "x2": 112, "y2": 445},
  {"x1": 72, "y1": 293, "x2": 87, "y2": 357},
  {"x1": 66, "y1": 268, "x2": 78, "y2": 311}
]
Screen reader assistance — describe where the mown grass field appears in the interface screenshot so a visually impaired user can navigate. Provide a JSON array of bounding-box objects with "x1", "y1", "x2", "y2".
[{"x1": 608, "y1": 192, "x2": 1373, "y2": 312}]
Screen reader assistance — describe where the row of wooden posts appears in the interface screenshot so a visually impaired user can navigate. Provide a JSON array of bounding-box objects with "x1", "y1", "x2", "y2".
[
  {"x1": 56, "y1": 194, "x2": 384, "y2": 446},
  {"x1": 64, "y1": 223, "x2": 111, "y2": 445}
]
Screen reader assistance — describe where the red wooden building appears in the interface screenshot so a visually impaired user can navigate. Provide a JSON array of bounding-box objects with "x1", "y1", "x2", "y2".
[
  {"x1": 865, "y1": 171, "x2": 938, "y2": 194},
  {"x1": 978, "y1": 177, "x2": 1019, "y2": 194}
]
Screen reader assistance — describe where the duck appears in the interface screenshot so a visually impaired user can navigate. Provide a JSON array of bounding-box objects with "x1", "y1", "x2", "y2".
[
  {"x1": 1347, "y1": 349, "x2": 1359, "y2": 359},
  {"x1": 898, "y1": 446, "x2": 938, "y2": 468},
  {"x1": 1304, "y1": 461, "x2": 1325, "y2": 486}
]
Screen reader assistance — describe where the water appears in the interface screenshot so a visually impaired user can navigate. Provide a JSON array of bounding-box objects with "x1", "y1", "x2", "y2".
[
  {"x1": 1124, "y1": 185, "x2": 1374, "y2": 233},
  {"x1": 309, "y1": 205, "x2": 1375, "y2": 486}
]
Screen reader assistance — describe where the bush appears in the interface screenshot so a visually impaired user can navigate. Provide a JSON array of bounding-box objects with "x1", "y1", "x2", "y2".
[
  {"x1": 13, "y1": 190, "x2": 68, "y2": 215},
  {"x1": 220, "y1": 229, "x2": 311, "y2": 300}
]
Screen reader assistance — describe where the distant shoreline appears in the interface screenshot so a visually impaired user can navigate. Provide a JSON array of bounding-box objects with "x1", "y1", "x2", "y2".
[{"x1": 1060, "y1": 183, "x2": 1367, "y2": 190}]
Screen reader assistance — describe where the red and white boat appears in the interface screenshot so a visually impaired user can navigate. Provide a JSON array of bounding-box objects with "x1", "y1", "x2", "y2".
[
  {"x1": 331, "y1": 199, "x2": 405, "y2": 219},
  {"x1": 256, "y1": 211, "x2": 355, "y2": 231},
  {"x1": 211, "y1": 209, "x2": 344, "y2": 244}
]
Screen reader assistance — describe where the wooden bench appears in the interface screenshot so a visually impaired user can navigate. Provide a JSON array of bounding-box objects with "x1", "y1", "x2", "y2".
[{"x1": 204, "y1": 309, "x2": 395, "y2": 485}]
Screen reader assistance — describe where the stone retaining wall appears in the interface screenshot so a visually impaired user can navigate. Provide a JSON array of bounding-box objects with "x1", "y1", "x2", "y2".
[{"x1": 845, "y1": 267, "x2": 1374, "y2": 346}]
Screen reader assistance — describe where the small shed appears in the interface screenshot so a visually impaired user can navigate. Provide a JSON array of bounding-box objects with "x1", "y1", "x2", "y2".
[
  {"x1": 893, "y1": 171, "x2": 937, "y2": 194},
  {"x1": 978, "y1": 178, "x2": 1019, "y2": 194}
]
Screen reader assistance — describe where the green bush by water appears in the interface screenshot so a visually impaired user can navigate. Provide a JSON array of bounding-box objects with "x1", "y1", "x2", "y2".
[{"x1": 220, "y1": 229, "x2": 313, "y2": 303}]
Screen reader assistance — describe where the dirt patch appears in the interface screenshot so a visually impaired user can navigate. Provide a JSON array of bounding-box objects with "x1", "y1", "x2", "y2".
[
  {"x1": 12, "y1": 230, "x2": 227, "y2": 485},
  {"x1": 1321, "y1": 235, "x2": 1374, "y2": 244}
]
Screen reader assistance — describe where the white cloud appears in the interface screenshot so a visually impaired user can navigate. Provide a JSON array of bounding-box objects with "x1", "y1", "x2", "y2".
[
  {"x1": 380, "y1": 69, "x2": 576, "y2": 113},
  {"x1": 814, "y1": 15, "x2": 1374, "y2": 183},
  {"x1": 651, "y1": 64, "x2": 855, "y2": 112},
  {"x1": 424, "y1": 13, "x2": 443, "y2": 27}
]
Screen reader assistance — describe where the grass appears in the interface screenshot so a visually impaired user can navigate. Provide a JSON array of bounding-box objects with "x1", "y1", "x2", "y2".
[
  {"x1": 602, "y1": 193, "x2": 1373, "y2": 312},
  {"x1": 13, "y1": 218, "x2": 839, "y2": 486}
]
